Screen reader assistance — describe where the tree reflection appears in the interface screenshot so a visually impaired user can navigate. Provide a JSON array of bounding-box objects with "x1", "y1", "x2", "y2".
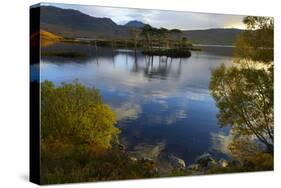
[
  {"x1": 131, "y1": 53, "x2": 139, "y2": 72},
  {"x1": 209, "y1": 16, "x2": 273, "y2": 170},
  {"x1": 143, "y1": 55, "x2": 182, "y2": 80}
]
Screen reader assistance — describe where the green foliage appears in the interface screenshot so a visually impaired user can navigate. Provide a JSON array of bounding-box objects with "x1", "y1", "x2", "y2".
[
  {"x1": 169, "y1": 169, "x2": 188, "y2": 177},
  {"x1": 228, "y1": 137, "x2": 273, "y2": 171},
  {"x1": 180, "y1": 37, "x2": 193, "y2": 49},
  {"x1": 209, "y1": 64, "x2": 273, "y2": 152},
  {"x1": 170, "y1": 29, "x2": 181, "y2": 34},
  {"x1": 41, "y1": 80, "x2": 119, "y2": 149},
  {"x1": 208, "y1": 138, "x2": 273, "y2": 173},
  {"x1": 40, "y1": 81, "x2": 157, "y2": 184},
  {"x1": 243, "y1": 16, "x2": 274, "y2": 30},
  {"x1": 141, "y1": 24, "x2": 154, "y2": 49},
  {"x1": 141, "y1": 24, "x2": 193, "y2": 50},
  {"x1": 209, "y1": 16, "x2": 274, "y2": 171},
  {"x1": 41, "y1": 146, "x2": 157, "y2": 184},
  {"x1": 235, "y1": 16, "x2": 274, "y2": 63}
]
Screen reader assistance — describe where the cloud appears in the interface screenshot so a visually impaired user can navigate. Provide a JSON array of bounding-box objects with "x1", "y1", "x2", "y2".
[{"x1": 165, "y1": 109, "x2": 188, "y2": 125}]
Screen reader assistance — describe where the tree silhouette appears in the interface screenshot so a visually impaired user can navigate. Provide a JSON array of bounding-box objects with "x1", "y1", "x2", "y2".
[{"x1": 129, "y1": 28, "x2": 141, "y2": 53}]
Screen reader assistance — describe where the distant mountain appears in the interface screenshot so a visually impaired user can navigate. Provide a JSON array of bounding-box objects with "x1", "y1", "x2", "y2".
[
  {"x1": 183, "y1": 28, "x2": 243, "y2": 45},
  {"x1": 40, "y1": 6, "x2": 129, "y2": 39},
  {"x1": 124, "y1": 20, "x2": 145, "y2": 28},
  {"x1": 38, "y1": 6, "x2": 243, "y2": 45}
]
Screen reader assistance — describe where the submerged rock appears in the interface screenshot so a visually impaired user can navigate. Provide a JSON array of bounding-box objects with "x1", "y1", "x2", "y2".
[
  {"x1": 168, "y1": 154, "x2": 186, "y2": 169},
  {"x1": 195, "y1": 153, "x2": 217, "y2": 168}
]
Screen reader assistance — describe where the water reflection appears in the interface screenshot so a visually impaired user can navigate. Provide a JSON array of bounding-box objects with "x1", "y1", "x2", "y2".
[
  {"x1": 210, "y1": 131, "x2": 232, "y2": 156},
  {"x1": 113, "y1": 102, "x2": 142, "y2": 122},
  {"x1": 37, "y1": 42, "x2": 234, "y2": 163},
  {"x1": 129, "y1": 142, "x2": 166, "y2": 160}
]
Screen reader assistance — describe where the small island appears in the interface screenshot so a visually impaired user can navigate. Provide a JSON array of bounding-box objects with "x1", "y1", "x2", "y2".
[{"x1": 41, "y1": 22, "x2": 201, "y2": 58}]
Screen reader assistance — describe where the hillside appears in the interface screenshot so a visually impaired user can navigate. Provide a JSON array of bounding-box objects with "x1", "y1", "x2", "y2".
[
  {"x1": 40, "y1": 29, "x2": 62, "y2": 46},
  {"x1": 37, "y1": 6, "x2": 243, "y2": 45},
  {"x1": 183, "y1": 28, "x2": 242, "y2": 45},
  {"x1": 40, "y1": 6, "x2": 129, "y2": 39}
]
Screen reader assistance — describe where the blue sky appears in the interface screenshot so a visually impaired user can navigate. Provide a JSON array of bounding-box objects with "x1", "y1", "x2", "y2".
[{"x1": 42, "y1": 2, "x2": 246, "y2": 30}]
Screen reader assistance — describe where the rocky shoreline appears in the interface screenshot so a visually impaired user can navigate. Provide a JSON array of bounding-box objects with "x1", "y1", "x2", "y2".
[{"x1": 116, "y1": 144, "x2": 237, "y2": 175}]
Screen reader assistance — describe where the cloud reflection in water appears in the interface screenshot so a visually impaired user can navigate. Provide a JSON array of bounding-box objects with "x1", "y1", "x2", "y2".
[{"x1": 39, "y1": 44, "x2": 234, "y2": 162}]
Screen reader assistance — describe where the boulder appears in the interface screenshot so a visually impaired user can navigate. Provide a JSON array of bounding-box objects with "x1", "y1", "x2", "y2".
[
  {"x1": 168, "y1": 154, "x2": 186, "y2": 169},
  {"x1": 218, "y1": 159, "x2": 229, "y2": 168},
  {"x1": 195, "y1": 153, "x2": 217, "y2": 168}
]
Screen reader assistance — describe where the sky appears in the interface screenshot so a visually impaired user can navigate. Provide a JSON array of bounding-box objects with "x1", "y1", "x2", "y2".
[{"x1": 42, "y1": 2, "x2": 246, "y2": 30}]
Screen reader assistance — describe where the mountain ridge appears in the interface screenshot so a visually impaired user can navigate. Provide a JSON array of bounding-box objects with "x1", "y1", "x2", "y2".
[
  {"x1": 124, "y1": 20, "x2": 145, "y2": 28},
  {"x1": 38, "y1": 6, "x2": 243, "y2": 45}
]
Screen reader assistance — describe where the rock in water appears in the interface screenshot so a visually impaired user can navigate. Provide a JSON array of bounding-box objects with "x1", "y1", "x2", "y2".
[
  {"x1": 168, "y1": 154, "x2": 186, "y2": 169},
  {"x1": 195, "y1": 153, "x2": 217, "y2": 168},
  {"x1": 218, "y1": 159, "x2": 229, "y2": 168}
]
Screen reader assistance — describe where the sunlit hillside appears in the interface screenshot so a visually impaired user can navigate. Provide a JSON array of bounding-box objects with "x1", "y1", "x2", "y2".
[{"x1": 40, "y1": 29, "x2": 62, "y2": 47}]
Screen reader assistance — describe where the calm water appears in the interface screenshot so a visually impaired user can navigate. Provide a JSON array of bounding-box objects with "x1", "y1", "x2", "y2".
[{"x1": 33, "y1": 42, "x2": 234, "y2": 164}]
